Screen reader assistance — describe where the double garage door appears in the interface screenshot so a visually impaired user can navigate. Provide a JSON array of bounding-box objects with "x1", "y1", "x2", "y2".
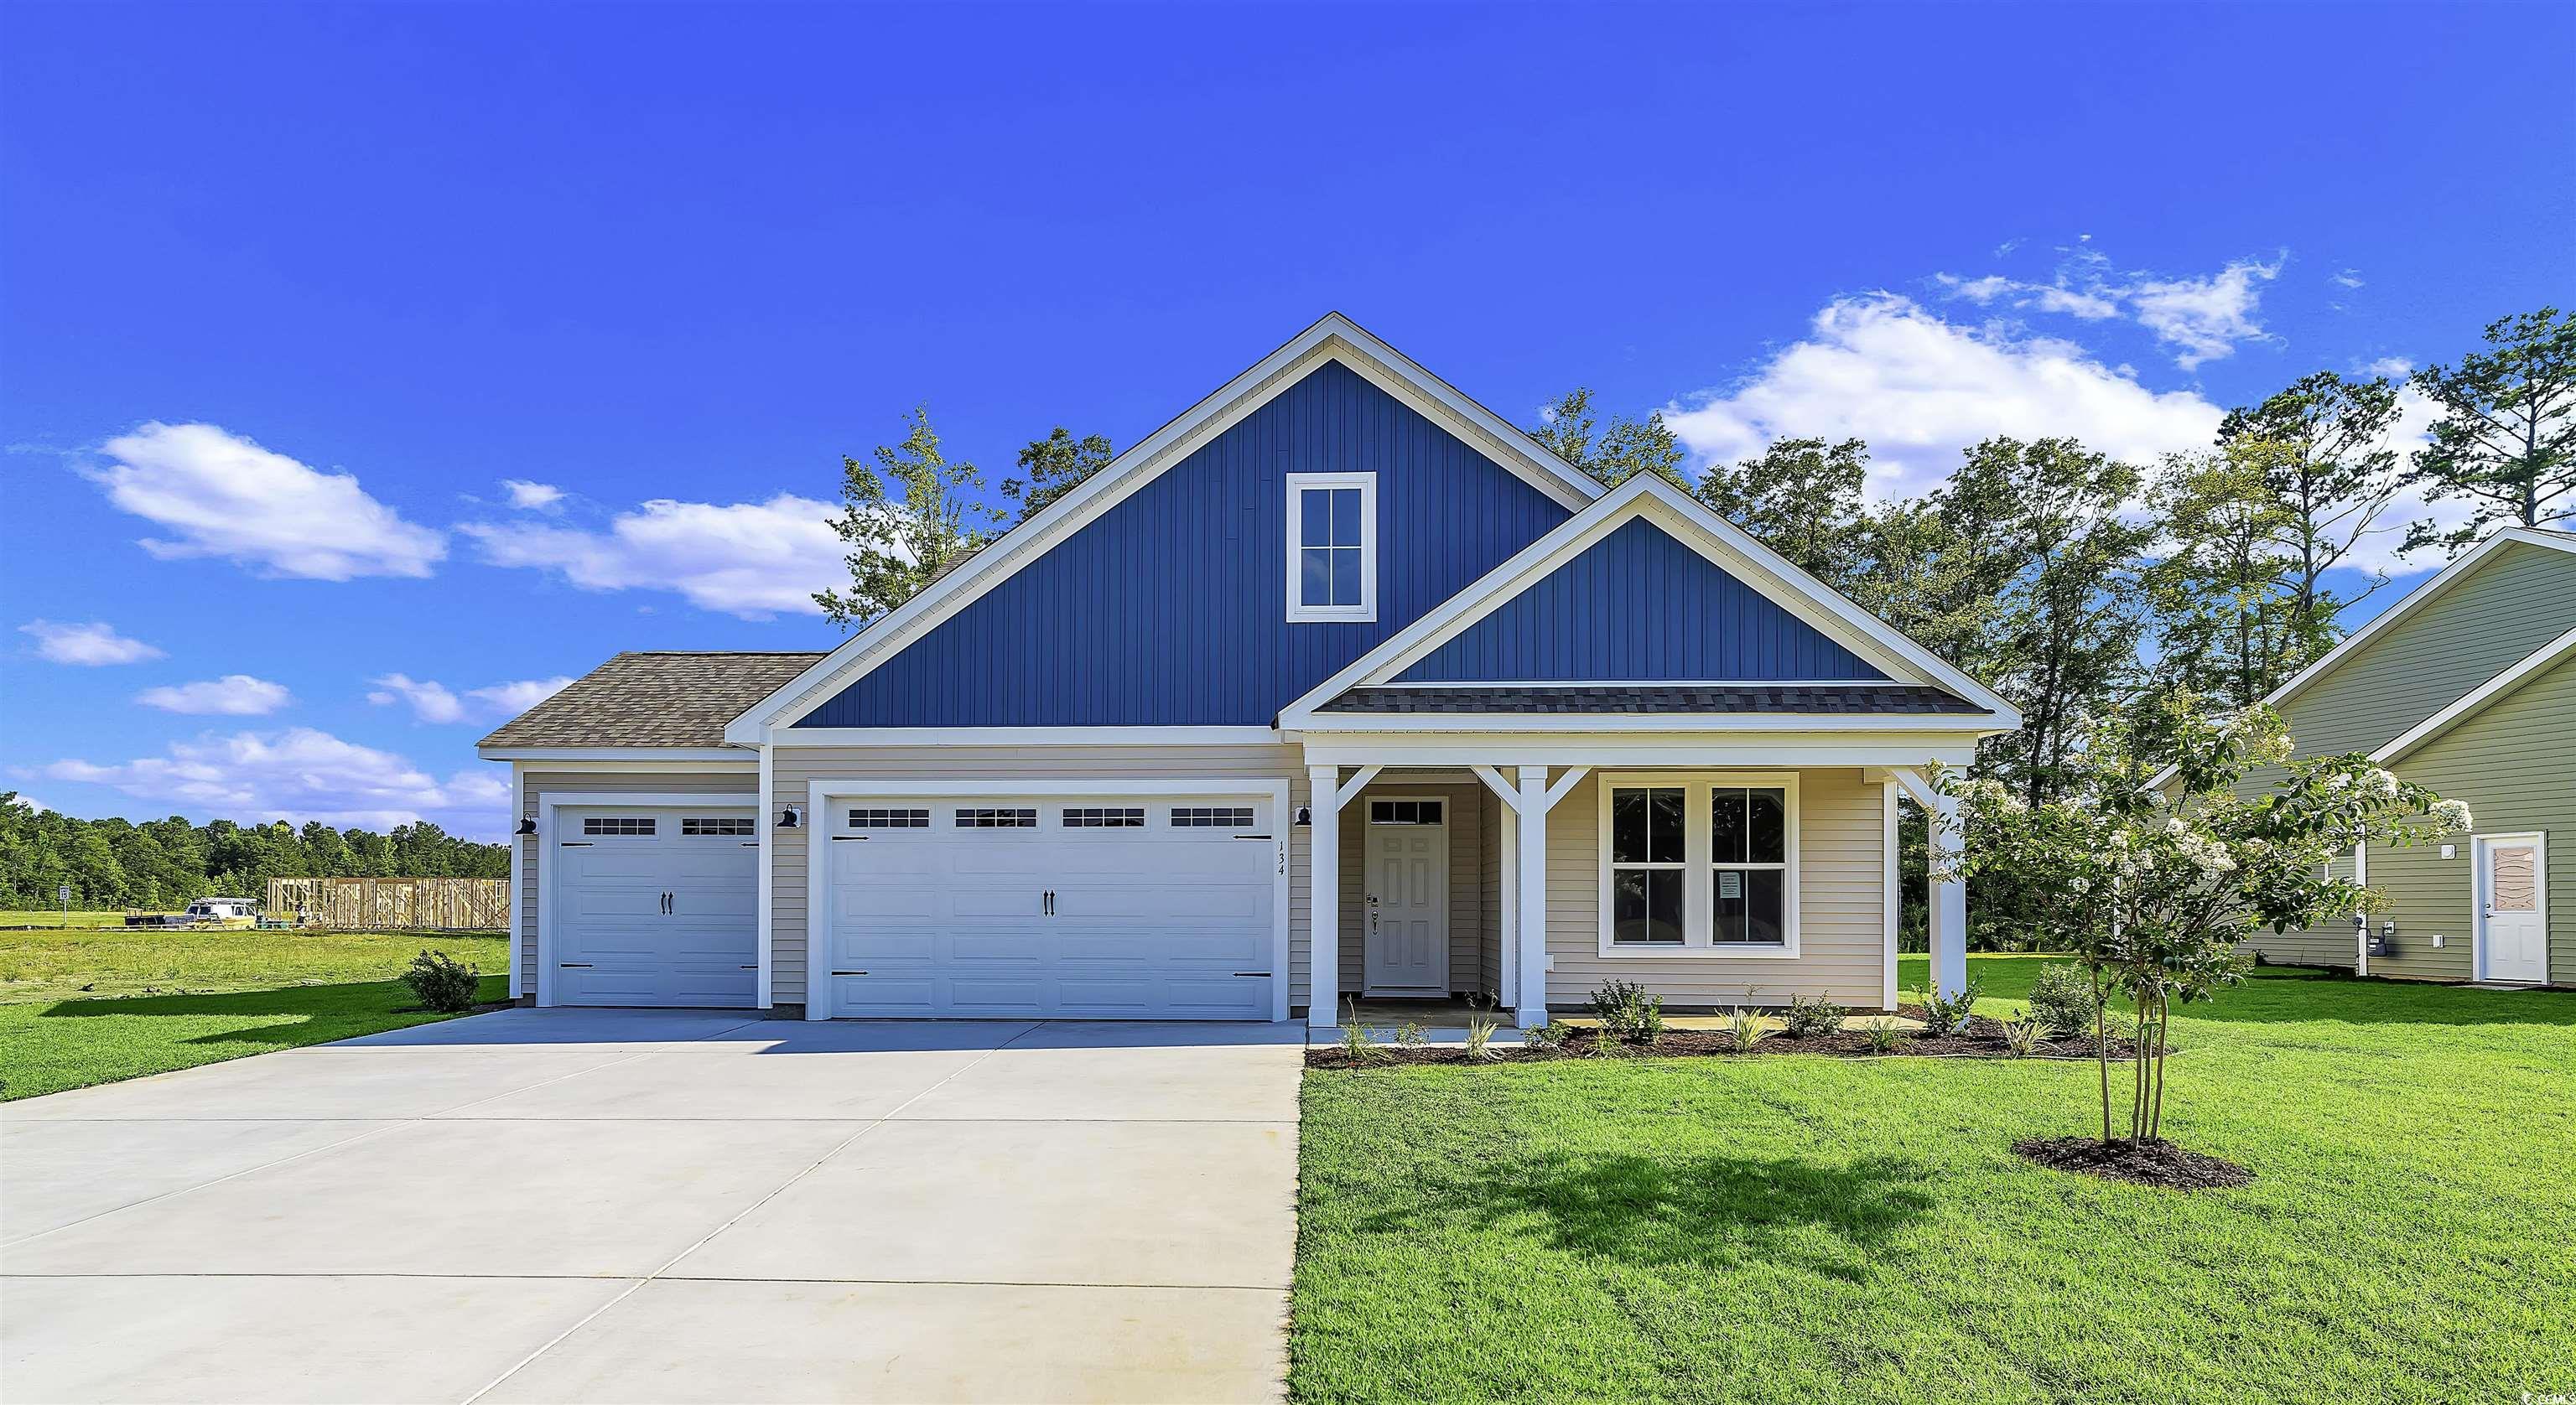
[
  {"x1": 553, "y1": 806, "x2": 760, "y2": 1008},
  {"x1": 820, "y1": 792, "x2": 1281, "y2": 1020}
]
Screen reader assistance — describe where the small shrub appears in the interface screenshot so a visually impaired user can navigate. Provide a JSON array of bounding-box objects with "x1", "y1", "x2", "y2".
[
  {"x1": 1522, "y1": 1020, "x2": 1568, "y2": 1051},
  {"x1": 402, "y1": 950, "x2": 482, "y2": 1014},
  {"x1": 1338, "y1": 999, "x2": 1388, "y2": 1062},
  {"x1": 1393, "y1": 1021, "x2": 1428, "y2": 1050},
  {"x1": 1464, "y1": 1016, "x2": 1501, "y2": 1060},
  {"x1": 2001, "y1": 1008, "x2": 2052, "y2": 1057},
  {"x1": 2027, "y1": 963, "x2": 2101, "y2": 1038},
  {"x1": 1724, "y1": 1005, "x2": 1771, "y2": 1052},
  {"x1": 1862, "y1": 1016, "x2": 1903, "y2": 1053},
  {"x1": 1585, "y1": 979, "x2": 1665, "y2": 1045},
  {"x1": 1782, "y1": 993, "x2": 1846, "y2": 1039},
  {"x1": 1914, "y1": 973, "x2": 1985, "y2": 1038}
]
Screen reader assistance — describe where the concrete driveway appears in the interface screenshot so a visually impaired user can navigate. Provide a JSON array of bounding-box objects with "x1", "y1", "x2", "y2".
[{"x1": 2, "y1": 1011, "x2": 1304, "y2": 1403}]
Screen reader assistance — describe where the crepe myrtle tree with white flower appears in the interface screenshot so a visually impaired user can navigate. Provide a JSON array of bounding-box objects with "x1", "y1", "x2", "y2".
[{"x1": 1935, "y1": 689, "x2": 2467, "y2": 1151}]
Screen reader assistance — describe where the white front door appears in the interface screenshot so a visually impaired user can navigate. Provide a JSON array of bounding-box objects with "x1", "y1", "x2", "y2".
[
  {"x1": 823, "y1": 795, "x2": 1278, "y2": 1019},
  {"x1": 2477, "y1": 835, "x2": 2548, "y2": 983},
  {"x1": 1364, "y1": 797, "x2": 1449, "y2": 995},
  {"x1": 554, "y1": 807, "x2": 759, "y2": 1007}
]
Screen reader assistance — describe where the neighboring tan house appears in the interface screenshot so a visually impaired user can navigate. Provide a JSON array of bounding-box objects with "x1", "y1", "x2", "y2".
[
  {"x1": 2234, "y1": 527, "x2": 2576, "y2": 985},
  {"x1": 475, "y1": 314, "x2": 2018, "y2": 1027}
]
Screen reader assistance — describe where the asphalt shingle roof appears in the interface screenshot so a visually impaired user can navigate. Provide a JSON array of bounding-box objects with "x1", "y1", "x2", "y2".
[
  {"x1": 1317, "y1": 683, "x2": 1987, "y2": 715},
  {"x1": 476, "y1": 651, "x2": 827, "y2": 749}
]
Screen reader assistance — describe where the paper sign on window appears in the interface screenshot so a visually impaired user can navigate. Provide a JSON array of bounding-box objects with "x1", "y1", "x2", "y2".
[{"x1": 1718, "y1": 871, "x2": 1742, "y2": 900}]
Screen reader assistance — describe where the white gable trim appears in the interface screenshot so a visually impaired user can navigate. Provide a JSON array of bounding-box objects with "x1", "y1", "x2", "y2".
[
  {"x1": 724, "y1": 314, "x2": 1601, "y2": 744},
  {"x1": 2147, "y1": 526, "x2": 2576, "y2": 789},
  {"x1": 2265, "y1": 527, "x2": 2576, "y2": 715},
  {"x1": 2375, "y1": 625, "x2": 2576, "y2": 765},
  {"x1": 1276, "y1": 473, "x2": 2019, "y2": 729}
]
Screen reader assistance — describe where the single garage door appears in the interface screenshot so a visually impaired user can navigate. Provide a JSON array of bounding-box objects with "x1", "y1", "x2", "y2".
[
  {"x1": 822, "y1": 794, "x2": 1280, "y2": 1019},
  {"x1": 553, "y1": 806, "x2": 759, "y2": 1007}
]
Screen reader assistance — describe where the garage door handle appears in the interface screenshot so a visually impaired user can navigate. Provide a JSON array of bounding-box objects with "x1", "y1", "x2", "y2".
[
  {"x1": 560, "y1": 962, "x2": 595, "y2": 968},
  {"x1": 1233, "y1": 972, "x2": 1270, "y2": 977},
  {"x1": 833, "y1": 970, "x2": 868, "y2": 977}
]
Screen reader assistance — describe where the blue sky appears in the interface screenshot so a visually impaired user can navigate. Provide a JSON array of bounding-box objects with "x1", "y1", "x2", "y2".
[{"x1": 5, "y1": 3, "x2": 2569, "y2": 840}]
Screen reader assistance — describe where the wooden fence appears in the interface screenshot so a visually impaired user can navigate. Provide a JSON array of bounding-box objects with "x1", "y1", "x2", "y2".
[{"x1": 266, "y1": 877, "x2": 508, "y2": 931}]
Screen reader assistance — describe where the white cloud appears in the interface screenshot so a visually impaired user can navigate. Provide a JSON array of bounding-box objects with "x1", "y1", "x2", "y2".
[
  {"x1": 89, "y1": 423, "x2": 445, "y2": 580},
  {"x1": 366, "y1": 673, "x2": 465, "y2": 723},
  {"x1": 367, "y1": 672, "x2": 574, "y2": 723},
  {"x1": 461, "y1": 493, "x2": 849, "y2": 619},
  {"x1": 2331, "y1": 269, "x2": 2366, "y2": 289},
  {"x1": 1664, "y1": 293, "x2": 2225, "y2": 500},
  {"x1": 1935, "y1": 250, "x2": 2282, "y2": 369},
  {"x1": 136, "y1": 675, "x2": 293, "y2": 716},
  {"x1": 2127, "y1": 259, "x2": 2282, "y2": 370},
  {"x1": 39, "y1": 728, "x2": 506, "y2": 836},
  {"x1": 501, "y1": 479, "x2": 566, "y2": 511},
  {"x1": 18, "y1": 620, "x2": 165, "y2": 666},
  {"x1": 465, "y1": 676, "x2": 574, "y2": 715},
  {"x1": 1935, "y1": 272, "x2": 2117, "y2": 320}
]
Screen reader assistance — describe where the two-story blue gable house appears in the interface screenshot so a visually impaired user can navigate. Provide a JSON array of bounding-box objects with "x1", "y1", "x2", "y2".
[{"x1": 479, "y1": 315, "x2": 2015, "y2": 1027}]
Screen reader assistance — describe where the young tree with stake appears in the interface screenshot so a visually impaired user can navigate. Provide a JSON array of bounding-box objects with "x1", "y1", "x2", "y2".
[{"x1": 1935, "y1": 692, "x2": 2466, "y2": 1155}]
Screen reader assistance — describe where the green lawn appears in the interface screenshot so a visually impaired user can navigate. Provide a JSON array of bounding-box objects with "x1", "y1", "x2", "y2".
[
  {"x1": 1293, "y1": 955, "x2": 2575, "y2": 1403},
  {"x1": 0, "y1": 908, "x2": 134, "y2": 930},
  {"x1": 0, "y1": 926, "x2": 510, "y2": 1101}
]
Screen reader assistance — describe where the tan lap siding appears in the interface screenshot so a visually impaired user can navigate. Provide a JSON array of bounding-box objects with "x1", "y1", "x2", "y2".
[
  {"x1": 1337, "y1": 780, "x2": 1486, "y2": 997},
  {"x1": 2371, "y1": 655, "x2": 2575, "y2": 982},
  {"x1": 1545, "y1": 768, "x2": 1888, "y2": 1009},
  {"x1": 517, "y1": 769, "x2": 759, "y2": 998},
  {"x1": 2248, "y1": 851, "x2": 2364, "y2": 970},
  {"x1": 767, "y1": 745, "x2": 1307, "y2": 1009}
]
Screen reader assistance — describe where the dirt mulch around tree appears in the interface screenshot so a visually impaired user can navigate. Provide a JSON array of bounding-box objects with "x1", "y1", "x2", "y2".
[
  {"x1": 1304, "y1": 1011, "x2": 2142, "y2": 1070},
  {"x1": 2012, "y1": 1135, "x2": 2253, "y2": 1190}
]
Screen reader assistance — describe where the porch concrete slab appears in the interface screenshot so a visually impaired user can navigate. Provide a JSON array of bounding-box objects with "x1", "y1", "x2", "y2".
[
  {"x1": 894, "y1": 1034, "x2": 1305, "y2": 1122},
  {"x1": 0, "y1": 1042, "x2": 657, "y2": 1122},
  {"x1": 484, "y1": 1278, "x2": 1289, "y2": 1405},
  {"x1": 0, "y1": 1273, "x2": 631, "y2": 1405},
  {"x1": 675, "y1": 1117, "x2": 1297, "y2": 1289},
  {"x1": 0, "y1": 1116, "x2": 400, "y2": 1242},
  {"x1": 4, "y1": 1117, "x2": 860, "y2": 1278}
]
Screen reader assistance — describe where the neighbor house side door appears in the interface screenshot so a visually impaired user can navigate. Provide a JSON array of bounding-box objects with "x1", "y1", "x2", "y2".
[{"x1": 2476, "y1": 835, "x2": 2547, "y2": 983}]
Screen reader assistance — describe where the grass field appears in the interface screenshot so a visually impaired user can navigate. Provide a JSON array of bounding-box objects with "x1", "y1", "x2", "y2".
[
  {"x1": 1292, "y1": 955, "x2": 2576, "y2": 1403},
  {"x1": 0, "y1": 909, "x2": 137, "y2": 930},
  {"x1": 0, "y1": 926, "x2": 510, "y2": 1101}
]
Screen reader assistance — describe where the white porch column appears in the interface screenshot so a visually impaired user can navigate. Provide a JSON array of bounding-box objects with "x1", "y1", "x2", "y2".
[
  {"x1": 1495, "y1": 801, "x2": 1519, "y2": 1008},
  {"x1": 1307, "y1": 765, "x2": 1341, "y2": 1029},
  {"x1": 1514, "y1": 766, "x2": 1550, "y2": 1029},
  {"x1": 1926, "y1": 784, "x2": 1967, "y2": 1000}
]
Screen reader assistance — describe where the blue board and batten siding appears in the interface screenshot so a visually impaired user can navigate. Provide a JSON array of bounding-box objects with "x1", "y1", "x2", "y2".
[
  {"x1": 797, "y1": 360, "x2": 1572, "y2": 727},
  {"x1": 1394, "y1": 518, "x2": 1887, "y2": 684}
]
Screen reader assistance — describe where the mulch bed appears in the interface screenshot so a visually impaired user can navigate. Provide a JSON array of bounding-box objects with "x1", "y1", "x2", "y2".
[
  {"x1": 2013, "y1": 1135, "x2": 2253, "y2": 1190},
  {"x1": 1304, "y1": 1011, "x2": 2142, "y2": 1069}
]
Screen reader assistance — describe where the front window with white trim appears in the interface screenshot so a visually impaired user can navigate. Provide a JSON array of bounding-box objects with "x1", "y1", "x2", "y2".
[
  {"x1": 1598, "y1": 774, "x2": 1799, "y2": 956},
  {"x1": 1285, "y1": 471, "x2": 1376, "y2": 622}
]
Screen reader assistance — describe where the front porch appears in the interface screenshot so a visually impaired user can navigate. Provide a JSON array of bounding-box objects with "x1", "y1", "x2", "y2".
[{"x1": 1300, "y1": 758, "x2": 1973, "y2": 1031}]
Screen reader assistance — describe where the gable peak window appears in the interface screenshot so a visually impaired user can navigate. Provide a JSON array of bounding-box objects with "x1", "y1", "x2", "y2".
[{"x1": 1285, "y1": 471, "x2": 1377, "y2": 622}]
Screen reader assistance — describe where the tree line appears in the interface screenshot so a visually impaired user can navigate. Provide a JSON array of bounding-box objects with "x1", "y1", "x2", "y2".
[
  {"x1": 0, "y1": 795, "x2": 507, "y2": 911},
  {"x1": 813, "y1": 307, "x2": 2567, "y2": 946}
]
